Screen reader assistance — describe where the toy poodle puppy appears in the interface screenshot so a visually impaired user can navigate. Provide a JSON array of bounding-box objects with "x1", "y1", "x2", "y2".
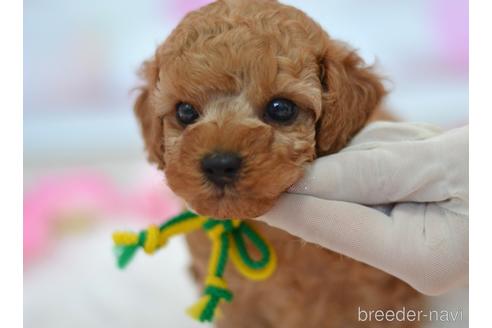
[{"x1": 134, "y1": 0, "x2": 424, "y2": 327}]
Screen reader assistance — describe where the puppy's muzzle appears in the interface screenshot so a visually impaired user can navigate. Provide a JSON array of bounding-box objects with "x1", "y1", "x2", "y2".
[{"x1": 201, "y1": 152, "x2": 242, "y2": 187}]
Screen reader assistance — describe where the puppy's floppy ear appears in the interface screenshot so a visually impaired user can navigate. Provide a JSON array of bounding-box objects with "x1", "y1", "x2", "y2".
[
  {"x1": 316, "y1": 41, "x2": 386, "y2": 156},
  {"x1": 134, "y1": 57, "x2": 166, "y2": 169}
]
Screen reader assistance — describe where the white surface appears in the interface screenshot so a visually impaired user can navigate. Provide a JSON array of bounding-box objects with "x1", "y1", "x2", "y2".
[{"x1": 24, "y1": 223, "x2": 206, "y2": 328}]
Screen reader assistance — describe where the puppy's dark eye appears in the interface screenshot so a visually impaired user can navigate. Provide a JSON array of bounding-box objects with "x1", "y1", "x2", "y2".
[
  {"x1": 176, "y1": 102, "x2": 199, "y2": 125},
  {"x1": 264, "y1": 98, "x2": 298, "y2": 124}
]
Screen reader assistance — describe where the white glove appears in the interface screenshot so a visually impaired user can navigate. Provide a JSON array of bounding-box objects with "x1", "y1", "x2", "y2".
[{"x1": 259, "y1": 122, "x2": 468, "y2": 296}]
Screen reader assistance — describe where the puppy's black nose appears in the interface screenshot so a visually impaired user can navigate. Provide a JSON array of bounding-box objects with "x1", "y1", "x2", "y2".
[{"x1": 201, "y1": 152, "x2": 242, "y2": 187}]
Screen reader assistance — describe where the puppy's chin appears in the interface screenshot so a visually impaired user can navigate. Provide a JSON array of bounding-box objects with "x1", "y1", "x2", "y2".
[{"x1": 185, "y1": 194, "x2": 278, "y2": 220}]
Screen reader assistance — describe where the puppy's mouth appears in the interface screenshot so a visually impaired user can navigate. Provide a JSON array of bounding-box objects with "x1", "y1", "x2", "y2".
[
  {"x1": 204, "y1": 181, "x2": 242, "y2": 207},
  {"x1": 189, "y1": 192, "x2": 275, "y2": 220},
  {"x1": 174, "y1": 168, "x2": 289, "y2": 219},
  {"x1": 167, "y1": 148, "x2": 304, "y2": 219},
  {"x1": 210, "y1": 185, "x2": 232, "y2": 199}
]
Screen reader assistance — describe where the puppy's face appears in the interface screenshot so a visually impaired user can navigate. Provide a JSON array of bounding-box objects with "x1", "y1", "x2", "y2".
[{"x1": 135, "y1": 0, "x2": 385, "y2": 219}]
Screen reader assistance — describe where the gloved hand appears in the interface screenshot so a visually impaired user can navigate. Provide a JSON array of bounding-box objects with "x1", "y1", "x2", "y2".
[{"x1": 258, "y1": 122, "x2": 468, "y2": 296}]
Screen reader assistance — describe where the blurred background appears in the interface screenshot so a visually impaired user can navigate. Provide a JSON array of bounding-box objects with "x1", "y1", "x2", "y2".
[{"x1": 24, "y1": 0, "x2": 468, "y2": 327}]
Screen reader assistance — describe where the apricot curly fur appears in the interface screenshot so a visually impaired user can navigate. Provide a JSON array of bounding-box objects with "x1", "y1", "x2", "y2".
[{"x1": 134, "y1": 1, "x2": 424, "y2": 327}]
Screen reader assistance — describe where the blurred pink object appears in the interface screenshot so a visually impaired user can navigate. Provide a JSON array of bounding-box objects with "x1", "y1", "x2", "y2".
[
  {"x1": 24, "y1": 170, "x2": 181, "y2": 262},
  {"x1": 430, "y1": 0, "x2": 468, "y2": 72},
  {"x1": 169, "y1": 0, "x2": 213, "y2": 20},
  {"x1": 129, "y1": 167, "x2": 182, "y2": 221}
]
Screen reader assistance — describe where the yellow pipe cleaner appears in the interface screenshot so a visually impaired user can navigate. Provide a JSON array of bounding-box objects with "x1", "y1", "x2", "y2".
[{"x1": 112, "y1": 211, "x2": 277, "y2": 323}]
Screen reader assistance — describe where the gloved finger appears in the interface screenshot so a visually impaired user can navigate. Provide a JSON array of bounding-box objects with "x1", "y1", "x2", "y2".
[
  {"x1": 289, "y1": 126, "x2": 468, "y2": 206},
  {"x1": 344, "y1": 121, "x2": 443, "y2": 147},
  {"x1": 258, "y1": 193, "x2": 468, "y2": 295}
]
